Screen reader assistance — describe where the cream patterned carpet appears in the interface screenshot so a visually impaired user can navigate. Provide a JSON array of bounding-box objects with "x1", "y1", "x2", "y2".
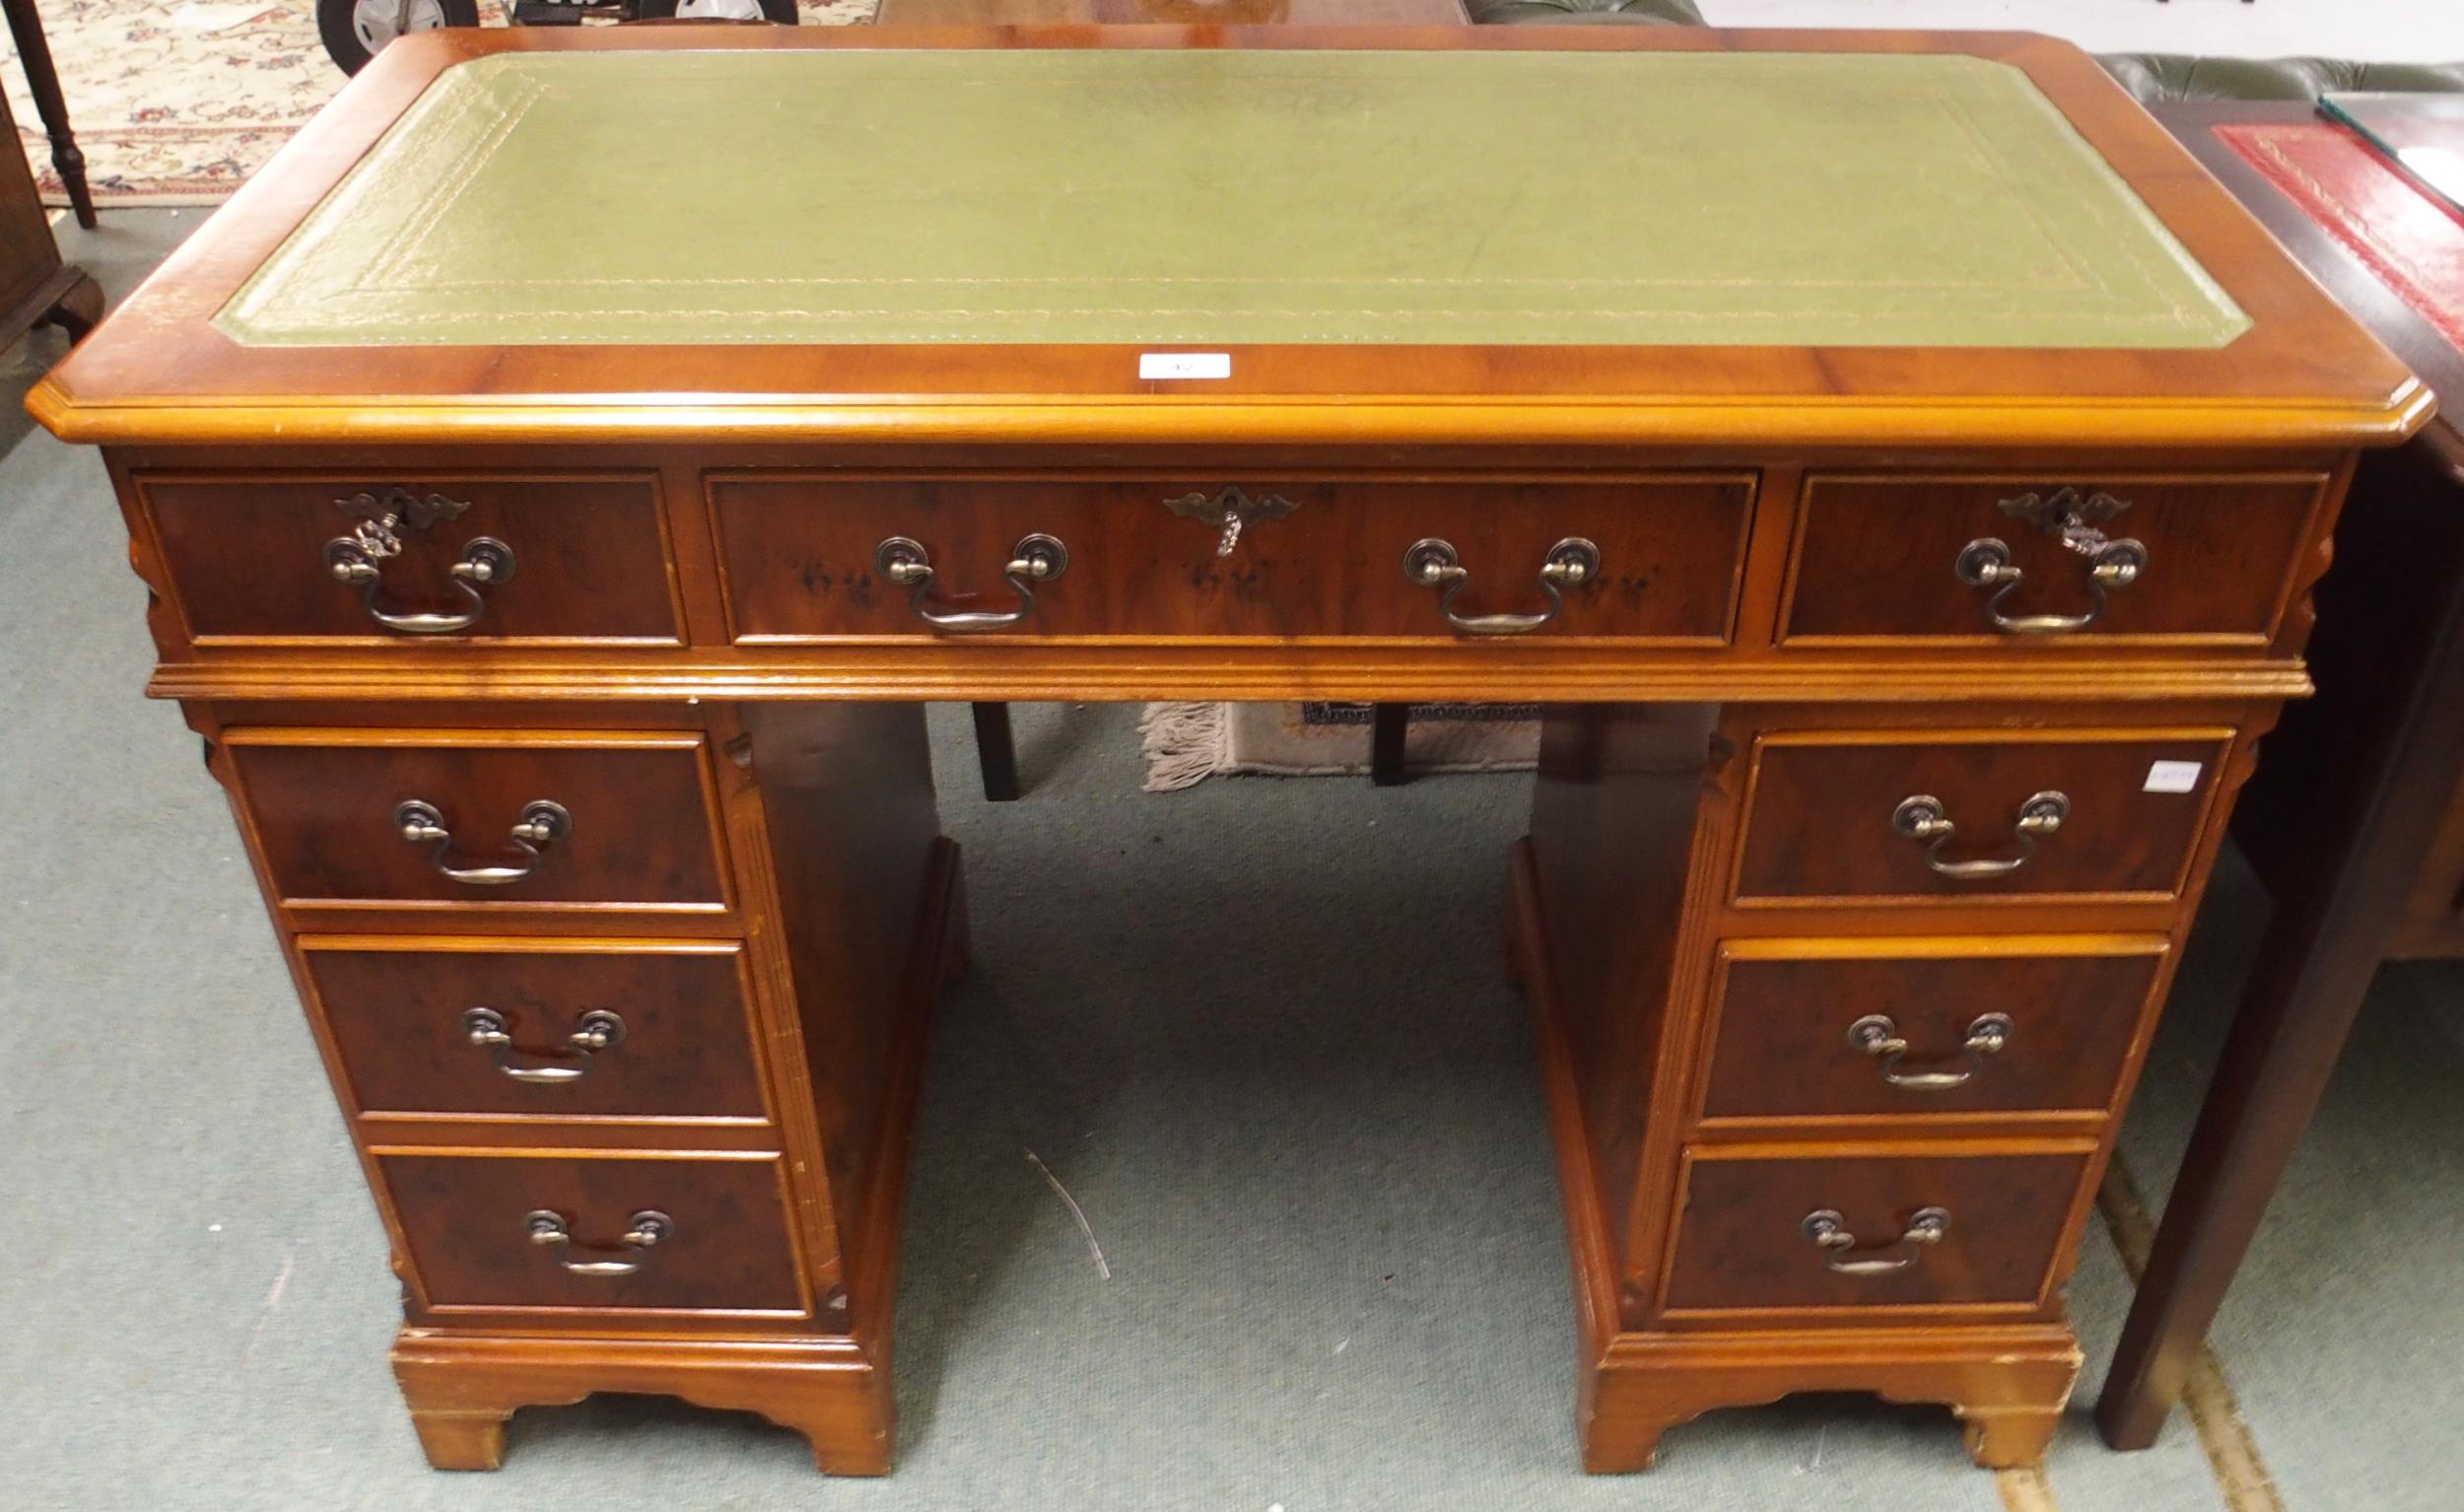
[
  {"x1": 1139, "y1": 702, "x2": 1540, "y2": 790},
  {"x1": 18, "y1": 0, "x2": 2464, "y2": 210},
  {"x1": 2, "y1": 0, "x2": 874, "y2": 207}
]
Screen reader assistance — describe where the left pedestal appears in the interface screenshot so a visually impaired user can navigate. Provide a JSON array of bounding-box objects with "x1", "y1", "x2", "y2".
[{"x1": 190, "y1": 700, "x2": 958, "y2": 1473}]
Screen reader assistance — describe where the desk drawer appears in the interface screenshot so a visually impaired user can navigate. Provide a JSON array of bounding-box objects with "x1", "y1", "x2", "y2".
[
  {"x1": 138, "y1": 472, "x2": 681, "y2": 644},
  {"x1": 305, "y1": 939, "x2": 766, "y2": 1120},
  {"x1": 1780, "y1": 473, "x2": 2326, "y2": 646},
  {"x1": 708, "y1": 473, "x2": 1752, "y2": 642},
  {"x1": 1663, "y1": 1149, "x2": 2088, "y2": 1316},
  {"x1": 379, "y1": 1150, "x2": 804, "y2": 1315},
  {"x1": 1699, "y1": 941, "x2": 2162, "y2": 1123},
  {"x1": 227, "y1": 730, "x2": 731, "y2": 914},
  {"x1": 1732, "y1": 730, "x2": 2230, "y2": 905}
]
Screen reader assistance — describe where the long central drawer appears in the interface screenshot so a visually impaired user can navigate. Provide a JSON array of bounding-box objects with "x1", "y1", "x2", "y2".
[{"x1": 706, "y1": 473, "x2": 1755, "y2": 642}]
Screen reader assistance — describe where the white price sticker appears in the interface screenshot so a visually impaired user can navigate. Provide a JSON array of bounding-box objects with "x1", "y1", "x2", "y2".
[
  {"x1": 2144, "y1": 760, "x2": 2204, "y2": 793},
  {"x1": 1138, "y1": 352, "x2": 1231, "y2": 380}
]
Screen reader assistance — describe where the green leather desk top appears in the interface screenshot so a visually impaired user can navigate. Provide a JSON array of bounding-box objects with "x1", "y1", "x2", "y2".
[{"x1": 215, "y1": 46, "x2": 2248, "y2": 351}]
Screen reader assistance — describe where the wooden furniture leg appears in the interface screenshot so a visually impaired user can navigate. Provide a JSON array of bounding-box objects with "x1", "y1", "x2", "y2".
[
  {"x1": 2097, "y1": 442, "x2": 2464, "y2": 1447},
  {"x1": 1577, "y1": 1327, "x2": 2077, "y2": 1473},
  {"x1": 0, "y1": 0, "x2": 96, "y2": 229},
  {"x1": 3, "y1": 262, "x2": 100, "y2": 345},
  {"x1": 970, "y1": 701, "x2": 1021, "y2": 801},
  {"x1": 1371, "y1": 701, "x2": 1408, "y2": 786},
  {"x1": 36, "y1": 265, "x2": 102, "y2": 336},
  {"x1": 0, "y1": 51, "x2": 98, "y2": 351},
  {"x1": 394, "y1": 1332, "x2": 905, "y2": 1475}
]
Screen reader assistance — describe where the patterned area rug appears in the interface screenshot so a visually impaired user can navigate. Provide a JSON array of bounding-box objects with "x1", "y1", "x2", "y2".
[
  {"x1": 1139, "y1": 702, "x2": 1541, "y2": 791},
  {"x1": 3, "y1": 1, "x2": 874, "y2": 207}
]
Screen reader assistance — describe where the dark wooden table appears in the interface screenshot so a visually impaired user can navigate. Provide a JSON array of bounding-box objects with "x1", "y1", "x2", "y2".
[
  {"x1": 2, "y1": 0, "x2": 96, "y2": 229},
  {"x1": 2100, "y1": 99, "x2": 2464, "y2": 1450},
  {"x1": 0, "y1": 68, "x2": 98, "y2": 347}
]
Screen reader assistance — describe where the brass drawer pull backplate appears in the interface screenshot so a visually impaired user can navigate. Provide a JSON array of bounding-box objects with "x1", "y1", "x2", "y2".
[
  {"x1": 323, "y1": 488, "x2": 514, "y2": 635},
  {"x1": 1403, "y1": 535, "x2": 1601, "y2": 636},
  {"x1": 1954, "y1": 487, "x2": 2145, "y2": 635},
  {"x1": 1890, "y1": 790, "x2": 2069, "y2": 879},
  {"x1": 393, "y1": 797, "x2": 572, "y2": 886},
  {"x1": 875, "y1": 533, "x2": 1068, "y2": 632},
  {"x1": 1801, "y1": 1206, "x2": 1951, "y2": 1276},
  {"x1": 461, "y1": 1006, "x2": 625, "y2": 1084},
  {"x1": 1846, "y1": 1012, "x2": 2014, "y2": 1089},
  {"x1": 525, "y1": 1208, "x2": 672, "y2": 1277}
]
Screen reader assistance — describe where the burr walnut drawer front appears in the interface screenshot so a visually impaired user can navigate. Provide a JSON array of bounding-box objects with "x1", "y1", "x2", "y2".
[
  {"x1": 304, "y1": 939, "x2": 767, "y2": 1121},
  {"x1": 706, "y1": 473, "x2": 1753, "y2": 642},
  {"x1": 1779, "y1": 473, "x2": 2328, "y2": 646},
  {"x1": 1662, "y1": 1150, "x2": 2089, "y2": 1316},
  {"x1": 225, "y1": 730, "x2": 731, "y2": 914},
  {"x1": 1732, "y1": 730, "x2": 2232, "y2": 905},
  {"x1": 136, "y1": 473, "x2": 682, "y2": 645},
  {"x1": 1699, "y1": 940, "x2": 2165, "y2": 1124},
  {"x1": 377, "y1": 1150, "x2": 805, "y2": 1315}
]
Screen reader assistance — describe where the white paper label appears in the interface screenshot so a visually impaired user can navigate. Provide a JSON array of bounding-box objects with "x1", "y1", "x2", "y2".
[
  {"x1": 2144, "y1": 760, "x2": 2204, "y2": 793},
  {"x1": 1138, "y1": 352, "x2": 1231, "y2": 380}
]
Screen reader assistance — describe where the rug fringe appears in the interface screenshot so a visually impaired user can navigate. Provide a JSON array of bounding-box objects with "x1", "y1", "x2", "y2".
[{"x1": 1137, "y1": 701, "x2": 1232, "y2": 792}]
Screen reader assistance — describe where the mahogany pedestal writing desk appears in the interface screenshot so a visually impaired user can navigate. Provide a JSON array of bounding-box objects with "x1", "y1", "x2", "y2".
[{"x1": 28, "y1": 27, "x2": 2426, "y2": 1476}]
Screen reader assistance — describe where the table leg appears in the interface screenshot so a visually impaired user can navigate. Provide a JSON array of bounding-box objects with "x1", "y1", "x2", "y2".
[
  {"x1": 2096, "y1": 443, "x2": 2464, "y2": 1448},
  {"x1": 37, "y1": 265, "x2": 101, "y2": 337},
  {"x1": 1371, "y1": 702, "x2": 1408, "y2": 786},
  {"x1": 2, "y1": 262, "x2": 99, "y2": 347},
  {"x1": 1, "y1": 0, "x2": 96, "y2": 229},
  {"x1": 971, "y1": 702, "x2": 1021, "y2": 802}
]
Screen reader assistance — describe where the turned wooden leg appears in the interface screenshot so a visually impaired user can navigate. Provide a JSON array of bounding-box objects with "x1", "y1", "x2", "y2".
[
  {"x1": 971, "y1": 702, "x2": 1021, "y2": 801},
  {"x1": 1371, "y1": 702, "x2": 1409, "y2": 786},
  {"x1": 1960, "y1": 1406, "x2": 2063, "y2": 1469},
  {"x1": 1501, "y1": 845, "x2": 1540, "y2": 995},
  {"x1": 1, "y1": 0, "x2": 98, "y2": 229},
  {"x1": 407, "y1": 1407, "x2": 513, "y2": 1472}
]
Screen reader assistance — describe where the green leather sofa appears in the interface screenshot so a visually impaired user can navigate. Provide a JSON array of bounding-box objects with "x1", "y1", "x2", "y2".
[
  {"x1": 2098, "y1": 54, "x2": 2464, "y2": 102},
  {"x1": 1461, "y1": 0, "x2": 2464, "y2": 104},
  {"x1": 1464, "y1": 0, "x2": 1703, "y2": 26}
]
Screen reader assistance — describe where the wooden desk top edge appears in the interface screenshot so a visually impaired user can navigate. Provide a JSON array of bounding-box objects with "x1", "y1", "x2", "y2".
[{"x1": 28, "y1": 26, "x2": 2430, "y2": 451}]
